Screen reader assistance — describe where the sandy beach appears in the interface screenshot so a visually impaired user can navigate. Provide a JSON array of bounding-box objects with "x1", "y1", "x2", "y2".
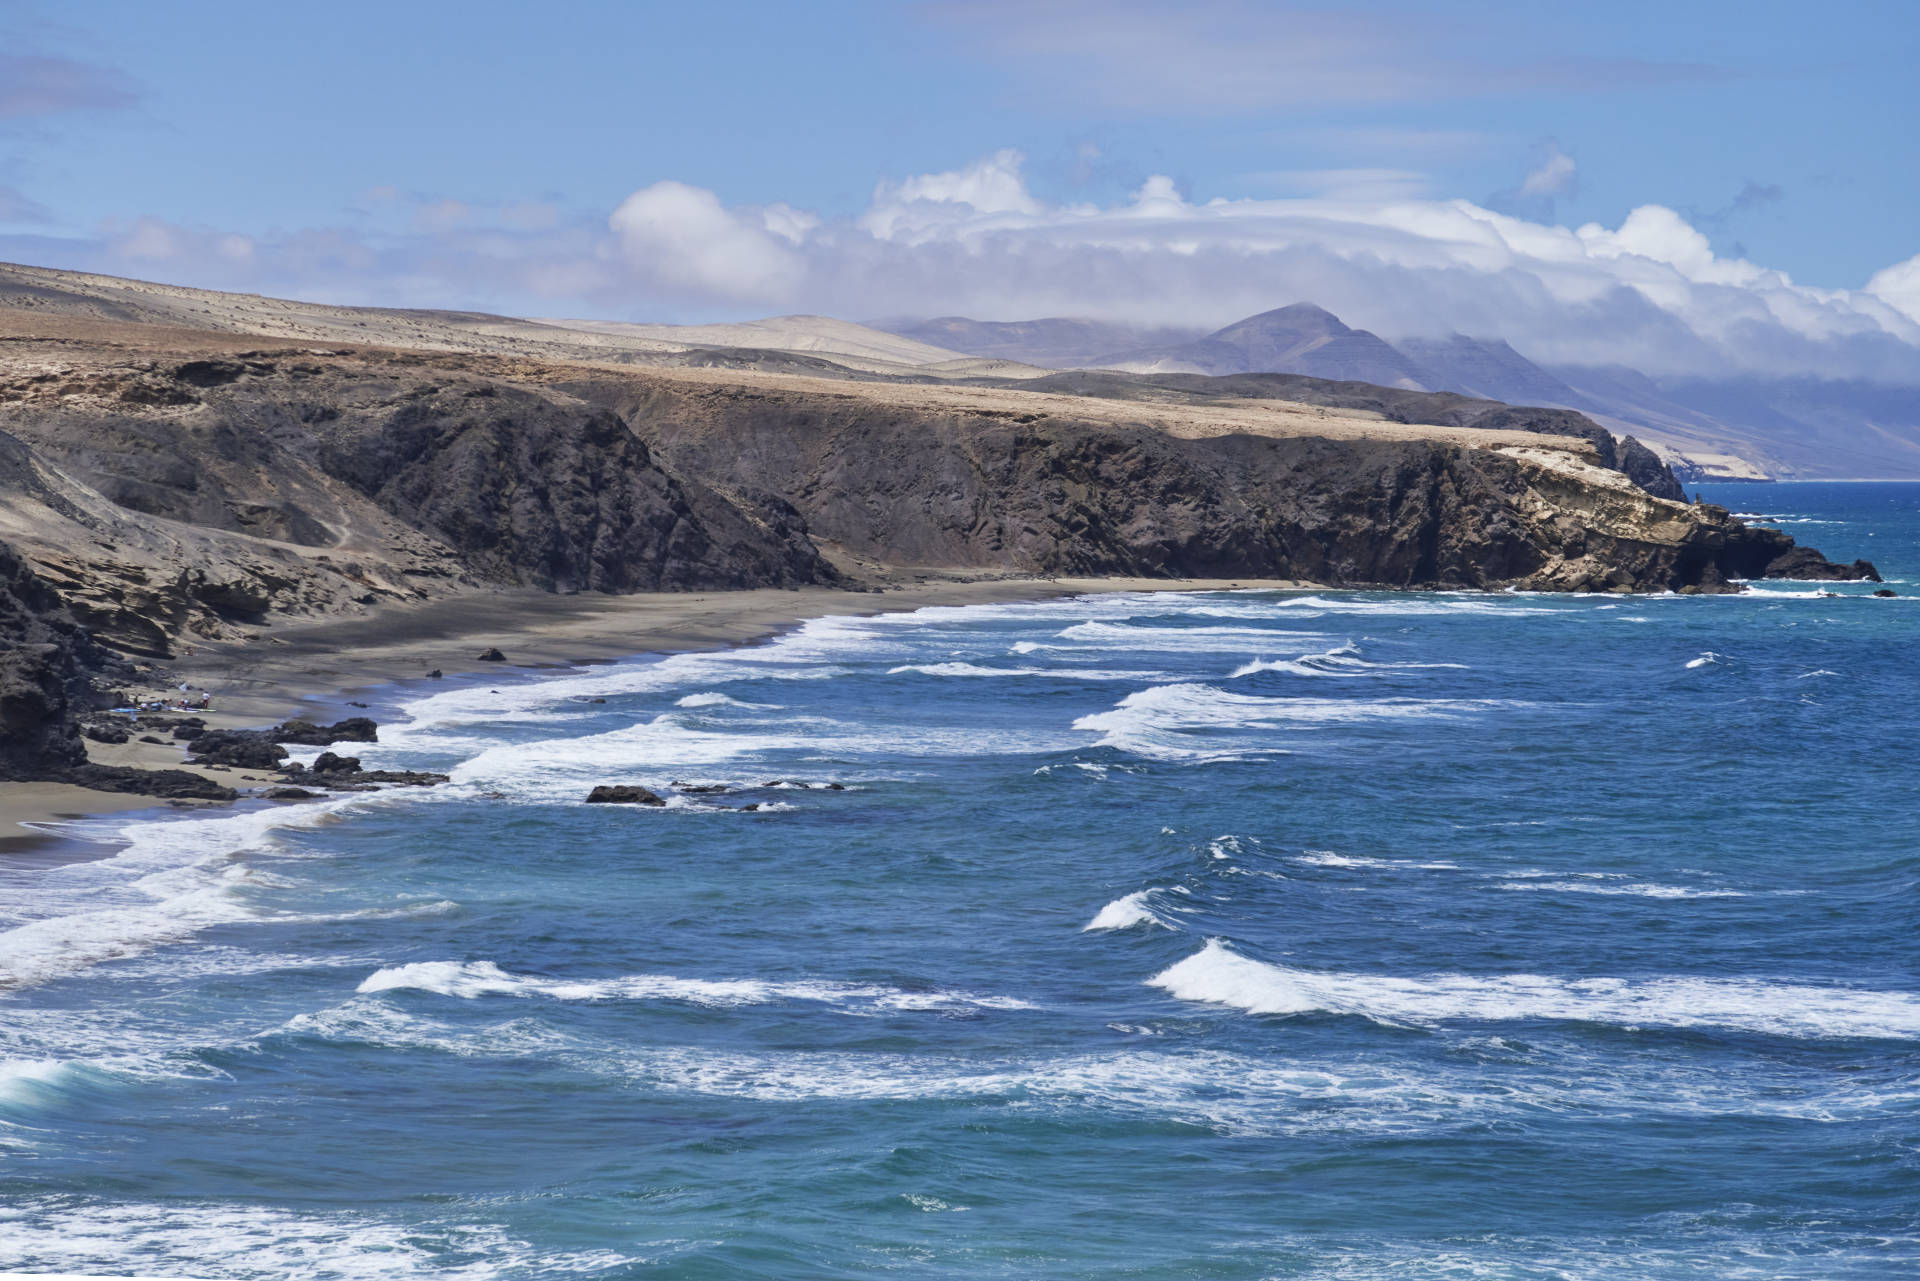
[{"x1": 0, "y1": 575, "x2": 1313, "y2": 844}]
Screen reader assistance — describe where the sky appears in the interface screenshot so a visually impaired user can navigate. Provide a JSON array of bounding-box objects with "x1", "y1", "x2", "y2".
[{"x1": 2, "y1": 0, "x2": 1918, "y2": 381}]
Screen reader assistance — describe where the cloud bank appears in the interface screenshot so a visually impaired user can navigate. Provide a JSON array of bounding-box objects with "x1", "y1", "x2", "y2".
[{"x1": 7, "y1": 149, "x2": 1920, "y2": 384}]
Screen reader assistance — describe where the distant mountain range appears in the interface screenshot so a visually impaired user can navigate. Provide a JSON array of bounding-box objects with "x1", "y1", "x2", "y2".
[{"x1": 885, "y1": 305, "x2": 1920, "y2": 481}]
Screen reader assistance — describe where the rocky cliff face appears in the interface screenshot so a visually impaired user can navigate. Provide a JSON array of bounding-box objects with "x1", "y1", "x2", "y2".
[
  {"x1": 1012, "y1": 370, "x2": 1688, "y2": 502},
  {"x1": 0, "y1": 535, "x2": 98, "y2": 780},
  {"x1": 0, "y1": 350, "x2": 835, "y2": 655},
  {"x1": 579, "y1": 378, "x2": 1870, "y2": 593}
]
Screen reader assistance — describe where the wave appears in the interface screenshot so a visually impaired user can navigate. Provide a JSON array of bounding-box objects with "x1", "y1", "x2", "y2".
[
  {"x1": 885, "y1": 661, "x2": 1160, "y2": 680},
  {"x1": 1293, "y1": 851, "x2": 1460, "y2": 871},
  {"x1": 1073, "y1": 683, "x2": 1513, "y2": 761},
  {"x1": 357, "y1": 960, "x2": 1037, "y2": 1013},
  {"x1": 1082, "y1": 890, "x2": 1178, "y2": 931},
  {"x1": 270, "y1": 1001, "x2": 1920, "y2": 1140},
  {"x1": 0, "y1": 1197, "x2": 649, "y2": 1280},
  {"x1": 1267, "y1": 594, "x2": 1565, "y2": 617},
  {"x1": 1148, "y1": 940, "x2": 1920, "y2": 1039},
  {"x1": 1495, "y1": 880, "x2": 1746, "y2": 899},
  {"x1": 1685, "y1": 651, "x2": 1722, "y2": 668},
  {"x1": 1052, "y1": 620, "x2": 1337, "y2": 653},
  {"x1": 1228, "y1": 641, "x2": 1468, "y2": 680},
  {"x1": 673, "y1": 691, "x2": 778, "y2": 709},
  {"x1": 0, "y1": 797, "x2": 358, "y2": 992}
]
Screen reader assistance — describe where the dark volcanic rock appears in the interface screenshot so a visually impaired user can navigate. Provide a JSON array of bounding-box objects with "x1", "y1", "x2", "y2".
[
  {"x1": 592, "y1": 380, "x2": 1864, "y2": 594},
  {"x1": 585, "y1": 784, "x2": 666, "y2": 805},
  {"x1": 83, "y1": 723, "x2": 130, "y2": 744},
  {"x1": 0, "y1": 536, "x2": 118, "y2": 781},
  {"x1": 189, "y1": 730, "x2": 289, "y2": 770},
  {"x1": 308, "y1": 378, "x2": 833, "y2": 593},
  {"x1": 60, "y1": 764, "x2": 235, "y2": 801},
  {"x1": 265, "y1": 786, "x2": 318, "y2": 800},
  {"x1": 1874, "y1": 588, "x2": 1898, "y2": 597},
  {"x1": 273, "y1": 716, "x2": 378, "y2": 745},
  {"x1": 276, "y1": 750, "x2": 448, "y2": 789},
  {"x1": 476, "y1": 647, "x2": 506, "y2": 662},
  {"x1": 1761, "y1": 545, "x2": 1882, "y2": 582},
  {"x1": 1006, "y1": 369, "x2": 1689, "y2": 500}
]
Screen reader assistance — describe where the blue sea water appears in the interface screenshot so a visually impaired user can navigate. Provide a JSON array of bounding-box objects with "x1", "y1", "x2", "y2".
[{"x1": 2, "y1": 481, "x2": 1917, "y2": 1279}]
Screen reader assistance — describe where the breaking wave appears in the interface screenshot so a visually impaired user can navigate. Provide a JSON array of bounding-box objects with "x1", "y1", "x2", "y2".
[
  {"x1": 357, "y1": 960, "x2": 1038, "y2": 1013},
  {"x1": 1149, "y1": 941, "x2": 1920, "y2": 1040}
]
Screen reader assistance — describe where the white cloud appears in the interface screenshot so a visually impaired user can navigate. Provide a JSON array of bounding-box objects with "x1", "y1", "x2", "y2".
[
  {"x1": 860, "y1": 149, "x2": 1044, "y2": 241},
  {"x1": 8, "y1": 152, "x2": 1919, "y2": 383},
  {"x1": 608, "y1": 180, "x2": 801, "y2": 300},
  {"x1": 1867, "y1": 253, "x2": 1920, "y2": 325}
]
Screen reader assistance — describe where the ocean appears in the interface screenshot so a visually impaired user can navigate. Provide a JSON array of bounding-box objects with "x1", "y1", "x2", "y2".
[{"x1": 3, "y1": 481, "x2": 1917, "y2": 1279}]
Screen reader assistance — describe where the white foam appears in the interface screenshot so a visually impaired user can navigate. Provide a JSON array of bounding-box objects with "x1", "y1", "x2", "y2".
[
  {"x1": 1053, "y1": 620, "x2": 1336, "y2": 652},
  {"x1": 273, "y1": 999, "x2": 1920, "y2": 1136},
  {"x1": 0, "y1": 1198, "x2": 650, "y2": 1279},
  {"x1": 1294, "y1": 851, "x2": 1460, "y2": 871},
  {"x1": 1268, "y1": 594, "x2": 1564, "y2": 617},
  {"x1": 673, "y1": 691, "x2": 778, "y2": 709},
  {"x1": 1228, "y1": 641, "x2": 1467, "y2": 679},
  {"x1": 1495, "y1": 880, "x2": 1746, "y2": 899},
  {"x1": 885, "y1": 661, "x2": 1160, "y2": 680},
  {"x1": 1149, "y1": 940, "x2": 1920, "y2": 1039},
  {"x1": 357, "y1": 960, "x2": 1037, "y2": 1013},
  {"x1": 0, "y1": 796, "x2": 358, "y2": 992},
  {"x1": 1082, "y1": 890, "x2": 1177, "y2": 931},
  {"x1": 1685, "y1": 651, "x2": 1722, "y2": 668},
  {"x1": 1073, "y1": 683, "x2": 1515, "y2": 761}
]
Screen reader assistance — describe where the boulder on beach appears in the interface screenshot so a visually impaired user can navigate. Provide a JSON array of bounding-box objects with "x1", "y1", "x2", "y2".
[
  {"x1": 585, "y1": 784, "x2": 666, "y2": 805},
  {"x1": 273, "y1": 716, "x2": 379, "y2": 746},
  {"x1": 477, "y1": 648, "x2": 506, "y2": 662},
  {"x1": 189, "y1": 729, "x2": 289, "y2": 770}
]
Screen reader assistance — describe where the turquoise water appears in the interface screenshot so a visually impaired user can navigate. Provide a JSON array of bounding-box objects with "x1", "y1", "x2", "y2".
[{"x1": 2, "y1": 482, "x2": 1916, "y2": 1279}]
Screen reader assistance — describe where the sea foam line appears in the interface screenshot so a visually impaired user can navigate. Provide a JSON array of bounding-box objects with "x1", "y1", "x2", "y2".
[
  {"x1": 357, "y1": 959, "x2": 1037, "y2": 1013},
  {"x1": 1148, "y1": 940, "x2": 1920, "y2": 1040}
]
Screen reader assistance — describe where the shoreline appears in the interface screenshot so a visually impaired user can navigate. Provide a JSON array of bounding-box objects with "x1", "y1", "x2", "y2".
[{"x1": 0, "y1": 574, "x2": 1314, "y2": 847}]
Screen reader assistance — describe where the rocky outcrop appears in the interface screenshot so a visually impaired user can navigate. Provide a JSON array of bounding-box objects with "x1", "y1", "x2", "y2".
[
  {"x1": 0, "y1": 534, "x2": 232, "y2": 796},
  {"x1": 585, "y1": 785, "x2": 666, "y2": 805},
  {"x1": 272, "y1": 716, "x2": 377, "y2": 745},
  {"x1": 1755, "y1": 545, "x2": 1882, "y2": 582},
  {"x1": 0, "y1": 536, "x2": 103, "y2": 780},
  {"x1": 274, "y1": 751, "x2": 448, "y2": 790},
  {"x1": 187, "y1": 730, "x2": 289, "y2": 770}
]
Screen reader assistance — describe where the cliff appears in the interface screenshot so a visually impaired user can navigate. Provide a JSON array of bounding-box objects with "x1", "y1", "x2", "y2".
[{"x1": 568, "y1": 377, "x2": 1866, "y2": 593}]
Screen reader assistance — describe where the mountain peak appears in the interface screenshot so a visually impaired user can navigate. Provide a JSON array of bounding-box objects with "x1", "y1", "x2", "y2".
[{"x1": 1208, "y1": 302, "x2": 1351, "y2": 344}]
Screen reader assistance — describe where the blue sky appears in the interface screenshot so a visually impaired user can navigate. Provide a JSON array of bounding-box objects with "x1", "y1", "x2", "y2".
[{"x1": 2, "y1": 0, "x2": 1918, "y2": 379}]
